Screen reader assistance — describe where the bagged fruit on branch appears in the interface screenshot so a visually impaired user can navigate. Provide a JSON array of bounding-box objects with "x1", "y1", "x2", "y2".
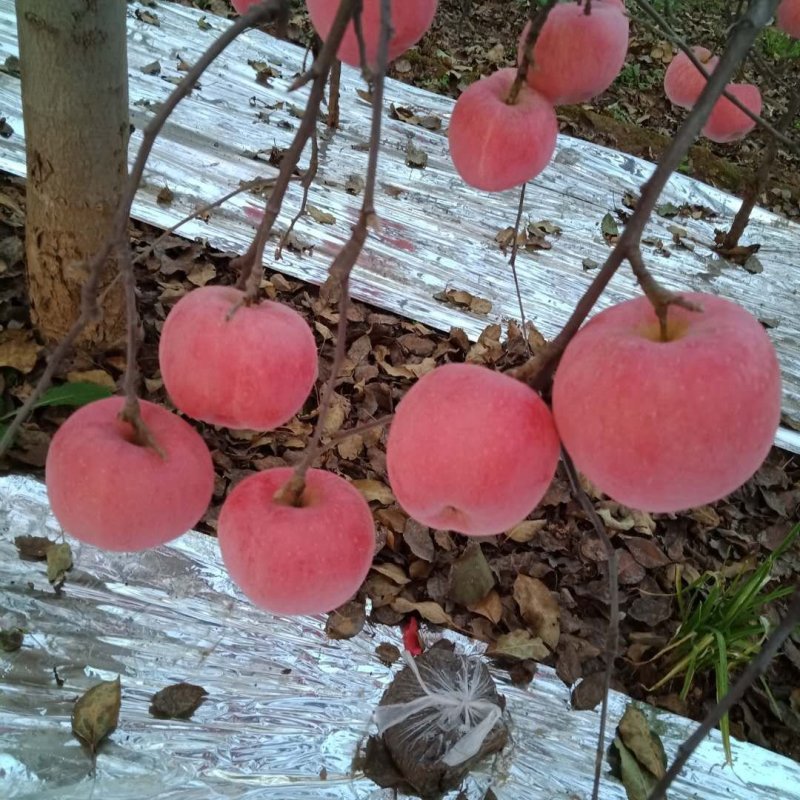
[{"x1": 362, "y1": 641, "x2": 508, "y2": 799}]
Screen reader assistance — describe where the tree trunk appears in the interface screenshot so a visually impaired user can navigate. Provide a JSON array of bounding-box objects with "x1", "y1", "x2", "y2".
[{"x1": 15, "y1": 0, "x2": 128, "y2": 348}]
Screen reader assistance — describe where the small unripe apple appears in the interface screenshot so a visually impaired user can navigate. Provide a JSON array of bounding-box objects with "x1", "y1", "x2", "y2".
[
  {"x1": 518, "y1": 1, "x2": 629, "y2": 106},
  {"x1": 158, "y1": 285, "x2": 318, "y2": 431},
  {"x1": 386, "y1": 363, "x2": 561, "y2": 536},
  {"x1": 46, "y1": 397, "x2": 214, "y2": 551},
  {"x1": 552, "y1": 293, "x2": 781, "y2": 513},
  {"x1": 306, "y1": 0, "x2": 438, "y2": 68},
  {"x1": 448, "y1": 68, "x2": 558, "y2": 192},
  {"x1": 663, "y1": 46, "x2": 718, "y2": 109},
  {"x1": 218, "y1": 468, "x2": 376, "y2": 615}
]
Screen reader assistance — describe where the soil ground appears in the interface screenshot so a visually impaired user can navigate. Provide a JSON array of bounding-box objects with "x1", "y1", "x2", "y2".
[{"x1": 2, "y1": 0, "x2": 800, "y2": 770}]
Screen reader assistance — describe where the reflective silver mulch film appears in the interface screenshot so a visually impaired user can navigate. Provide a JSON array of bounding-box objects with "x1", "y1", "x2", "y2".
[{"x1": 2, "y1": 474, "x2": 799, "y2": 800}]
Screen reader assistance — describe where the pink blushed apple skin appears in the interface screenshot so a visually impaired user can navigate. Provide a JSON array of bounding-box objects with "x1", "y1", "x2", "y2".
[
  {"x1": 306, "y1": 0, "x2": 438, "y2": 68},
  {"x1": 552, "y1": 293, "x2": 782, "y2": 513},
  {"x1": 45, "y1": 397, "x2": 215, "y2": 551},
  {"x1": 518, "y1": 2, "x2": 630, "y2": 106},
  {"x1": 231, "y1": 0, "x2": 261, "y2": 13},
  {"x1": 448, "y1": 68, "x2": 558, "y2": 192},
  {"x1": 777, "y1": 0, "x2": 800, "y2": 39},
  {"x1": 218, "y1": 468, "x2": 376, "y2": 615},
  {"x1": 663, "y1": 47, "x2": 719, "y2": 109},
  {"x1": 159, "y1": 286, "x2": 318, "y2": 431},
  {"x1": 386, "y1": 363, "x2": 561, "y2": 536},
  {"x1": 702, "y1": 83, "x2": 762, "y2": 143}
]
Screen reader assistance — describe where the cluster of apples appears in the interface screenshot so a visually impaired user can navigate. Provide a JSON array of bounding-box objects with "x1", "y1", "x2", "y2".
[
  {"x1": 449, "y1": 0, "x2": 630, "y2": 191},
  {"x1": 46, "y1": 286, "x2": 376, "y2": 616},
  {"x1": 43, "y1": 2, "x2": 784, "y2": 621},
  {"x1": 663, "y1": 46, "x2": 762, "y2": 143},
  {"x1": 387, "y1": 293, "x2": 781, "y2": 535}
]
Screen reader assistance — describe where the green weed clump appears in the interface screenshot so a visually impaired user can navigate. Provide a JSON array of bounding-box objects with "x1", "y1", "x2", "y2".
[{"x1": 650, "y1": 523, "x2": 799, "y2": 763}]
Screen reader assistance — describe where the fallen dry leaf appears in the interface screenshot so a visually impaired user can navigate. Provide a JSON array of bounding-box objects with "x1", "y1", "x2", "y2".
[
  {"x1": 72, "y1": 677, "x2": 121, "y2": 754},
  {"x1": 149, "y1": 682, "x2": 208, "y2": 720},
  {"x1": 326, "y1": 600, "x2": 367, "y2": 640},
  {"x1": 449, "y1": 542, "x2": 494, "y2": 607},
  {"x1": 371, "y1": 562, "x2": 411, "y2": 585},
  {"x1": 513, "y1": 574, "x2": 560, "y2": 649},
  {"x1": 391, "y1": 597, "x2": 452, "y2": 625},
  {"x1": 352, "y1": 479, "x2": 395, "y2": 505},
  {"x1": 487, "y1": 629, "x2": 549, "y2": 661},
  {"x1": 507, "y1": 519, "x2": 547, "y2": 543},
  {"x1": 0, "y1": 329, "x2": 39, "y2": 373},
  {"x1": 46, "y1": 542, "x2": 73, "y2": 588},
  {"x1": 14, "y1": 535, "x2": 55, "y2": 560},
  {"x1": 403, "y1": 519, "x2": 434, "y2": 562},
  {"x1": 468, "y1": 589, "x2": 503, "y2": 624},
  {"x1": 617, "y1": 705, "x2": 667, "y2": 780},
  {"x1": 66, "y1": 369, "x2": 117, "y2": 390}
]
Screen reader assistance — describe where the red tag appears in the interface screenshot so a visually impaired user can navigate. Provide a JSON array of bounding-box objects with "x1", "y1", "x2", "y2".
[{"x1": 401, "y1": 616, "x2": 423, "y2": 656}]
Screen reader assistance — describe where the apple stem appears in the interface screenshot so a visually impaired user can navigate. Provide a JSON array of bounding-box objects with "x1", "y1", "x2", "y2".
[
  {"x1": 628, "y1": 247, "x2": 702, "y2": 341},
  {"x1": 118, "y1": 396, "x2": 166, "y2": 459},
  {"x1": 272, "y1": 473, "x2": 307, "y2": 508},
  {"x1": 507, "y1": 0, "x2": 558, "y2": 106}
]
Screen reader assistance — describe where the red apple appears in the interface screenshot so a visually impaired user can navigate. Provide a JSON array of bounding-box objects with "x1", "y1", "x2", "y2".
[
  {"x1": 448, "y1": 68, "x2": 558, "y2": 192},
  {"x1": 777, "y1": 0, "x2": 800, "y2": 39},
  {"x1": 306, "y1": 0, "x2": 438, "y2": 68},
  {"x1": 46, "y1": 397, "x2": 214, "y2": 551},
  {"x1": 518, "y1": 1, "x2": 629, "y2": 106},
  {"x1": 701, "y1": 83, "x2": 762, "y2": 143},
  {"x1": 158, "y1": 286, "x2": 318, "y2": 431},
  {"x1": 386, "y1": 363, "x2": 561, "y2": 536},
  {"x1": 552, "y1": 293, "x2": 781, "y2": 513},
  {"x1": 218, "y1": 468, "x2": 376, "y2": 615},
  {"x1": 663, "y1": 46, "x2": 719, "y2": 109}
]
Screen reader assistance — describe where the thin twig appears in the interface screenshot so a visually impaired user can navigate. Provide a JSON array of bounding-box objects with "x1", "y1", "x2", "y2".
[
  {"x1": 507, "y1": 0, "x2": 558, "y2": 105},
  {"x1": 328, "y1": 58, "x2": 342, "y2": 129},
  {"x1": 720, "y1": 84, "x2": 800, "y2": 250},
  {"x1": 116, "y1": 244, "x2": 165, "y2": 455},
  {"x1": 562, "y1": 448, "x2": 619, "y2": 800},
  {"x1": 647, "y1": 587, "x2": 800, "y2": 800},
  {"x1": 507, "y1": 184, "x2": 532, "y2": 354},
  {"x1": 326, "y1": 413, "x2": 394, "y2": 447},
  {"x1": 274, "y1": 0, "x2": 392, "y2": 506},
  {"x1": 0, "y1": 1, "x2": 288, "y2": 459},
  {"x1": 235, "y1": 0, "x2": 358, "y2": 297},
  {"x1": 276, "y1": 130, "x2": 319, "y2": 260}
]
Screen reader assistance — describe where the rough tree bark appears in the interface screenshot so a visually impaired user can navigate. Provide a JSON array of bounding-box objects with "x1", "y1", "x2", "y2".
[{"x1": 15, "y1": 0, "x2": 128, "y2": 347}]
